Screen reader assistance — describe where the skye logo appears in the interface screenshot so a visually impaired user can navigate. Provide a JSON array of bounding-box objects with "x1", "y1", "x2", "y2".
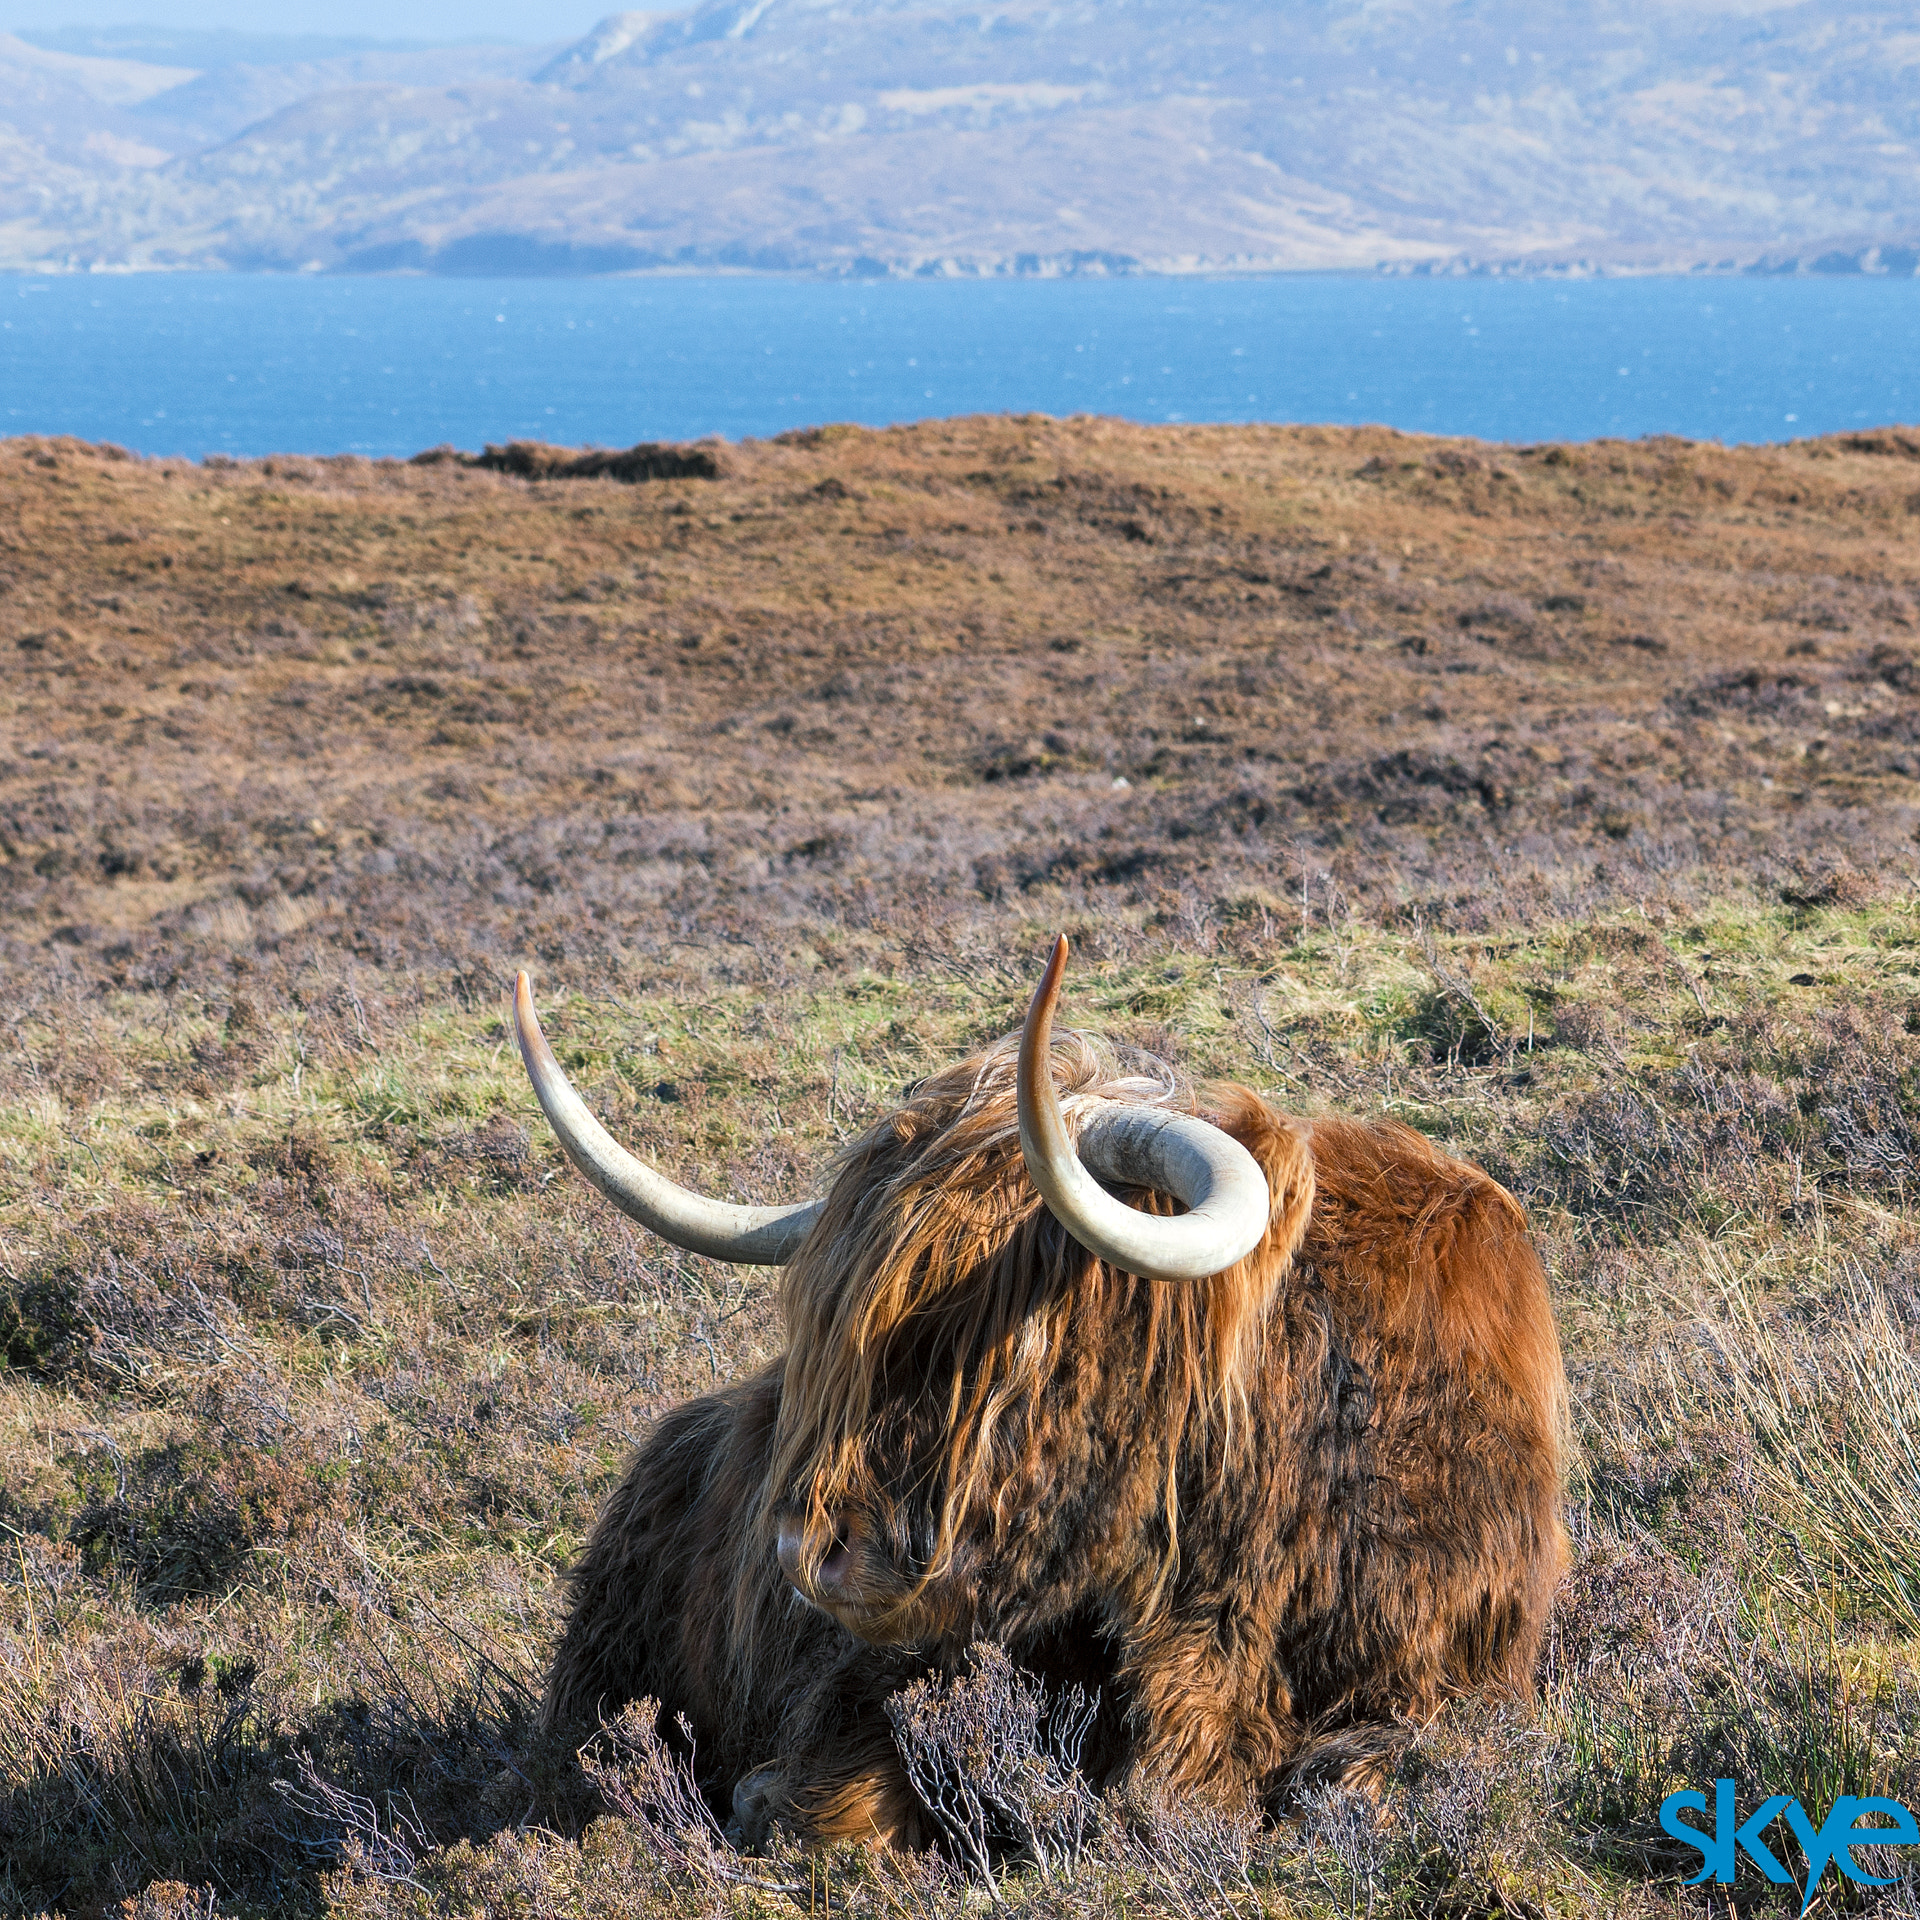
[{"x1": 1660, "y1": 1781, "x2": 1919, "y2": 1911}]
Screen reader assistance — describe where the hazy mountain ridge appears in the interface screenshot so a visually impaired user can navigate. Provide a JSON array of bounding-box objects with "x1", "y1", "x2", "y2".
[{"x1": 3, "y1": 1, "x2": 1919, "y2": 275}]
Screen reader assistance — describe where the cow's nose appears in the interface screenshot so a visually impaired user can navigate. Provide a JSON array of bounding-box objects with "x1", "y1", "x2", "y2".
[
  {"x1": 775, "y1": 1516, "x2": 807, "y2": 1587},
  {"x1": 776, "y1": 1513, "x2": 857, "y2": 1600}
]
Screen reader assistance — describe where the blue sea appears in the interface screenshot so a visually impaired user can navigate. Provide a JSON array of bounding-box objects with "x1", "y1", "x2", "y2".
[{"x1": 3, "y1": 271, "x2": 1916, "y2": 458}]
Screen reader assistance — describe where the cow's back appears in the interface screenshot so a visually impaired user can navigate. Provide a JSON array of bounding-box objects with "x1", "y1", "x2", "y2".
[{"x1": 1236, "y1": 1112, "x2": 1567, "y2": 1773}]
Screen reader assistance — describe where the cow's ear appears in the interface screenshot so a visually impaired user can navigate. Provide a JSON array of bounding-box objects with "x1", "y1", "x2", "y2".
[{"x1": 1206, "y1": 1087, "x2": 1315, "y2": 1280}]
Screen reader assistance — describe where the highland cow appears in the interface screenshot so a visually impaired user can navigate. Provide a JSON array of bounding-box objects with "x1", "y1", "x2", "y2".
[{"x1": 518, "y1": 938, "x2": 1567, "y2": 1847}]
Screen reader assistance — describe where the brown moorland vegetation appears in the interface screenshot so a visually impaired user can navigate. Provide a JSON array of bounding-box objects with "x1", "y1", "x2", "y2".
[{"x1": 3, "y1": 417, "x2": 1920, "y2": 1916}]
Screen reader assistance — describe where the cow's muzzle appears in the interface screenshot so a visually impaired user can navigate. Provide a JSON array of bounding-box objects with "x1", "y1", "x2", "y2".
[{"x1": 776, "y1": 1511, "x2": 861, "y2": 1607}]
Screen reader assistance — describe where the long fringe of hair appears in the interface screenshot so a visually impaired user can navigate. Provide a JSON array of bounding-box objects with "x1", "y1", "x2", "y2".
[{"x1": 755, "y1": 1028, "x2": 1308, "y2": 1640}]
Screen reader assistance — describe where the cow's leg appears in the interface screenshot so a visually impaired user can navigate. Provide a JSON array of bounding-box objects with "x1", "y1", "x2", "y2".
[
  {"x1": 730, "y1": 1743, "x2": 929, "y2": 1850},
  {"x1": 730, "y1": 1644, "x2": 933, "y2": 1851},
  {"x1": 1110, "y1": 1629, "x2": 1299, "y2": 1807}
]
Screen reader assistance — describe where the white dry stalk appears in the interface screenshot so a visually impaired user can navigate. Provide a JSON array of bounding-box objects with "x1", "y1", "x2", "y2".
[{"x1": 885, "y1": 1646, "x2": 1099, "y2": 1892}]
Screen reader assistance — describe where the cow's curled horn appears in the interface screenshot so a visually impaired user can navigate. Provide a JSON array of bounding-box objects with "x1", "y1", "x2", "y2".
[
  {"x1": 513, "y1": 972, "x2": 822, "y2": 1265},
  {"x1": 1018, "y1": 935, "x2": 1273, "y2": 1282}
]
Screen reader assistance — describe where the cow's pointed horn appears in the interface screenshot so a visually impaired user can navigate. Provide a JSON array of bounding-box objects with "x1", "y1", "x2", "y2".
[
  {"x1": 1017, "y1": 936, "x2": 1272, "y2": 1282},
  {"x1": 514, "y1": 973, "x2": 821, "y2": 1264}
]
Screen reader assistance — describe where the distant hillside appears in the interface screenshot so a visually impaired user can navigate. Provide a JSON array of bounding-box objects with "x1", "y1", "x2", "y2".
[{"x1": 4, "y1": 0, "x2": 1920, "y2": 276}]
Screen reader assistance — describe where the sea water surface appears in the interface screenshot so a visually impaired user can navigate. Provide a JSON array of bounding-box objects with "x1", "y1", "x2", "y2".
[{"x1": 4, "y1": 270, "x2": 1917, "y2": 457}]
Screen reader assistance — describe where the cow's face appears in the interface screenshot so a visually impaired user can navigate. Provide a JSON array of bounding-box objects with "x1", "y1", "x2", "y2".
[
  {"x1": 763, "y1": 1042, "x2": 1302, "y2": 1654},
  {"x1": 765, "y1": 1052, "x2": 1079, "y2": 1650}
]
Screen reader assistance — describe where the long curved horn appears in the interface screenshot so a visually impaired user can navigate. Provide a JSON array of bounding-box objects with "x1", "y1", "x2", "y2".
[
  {"x1": 513, "y1": 972, "x2": 821, "y2": 1265},
  {"x1": 1017, "y1": 937, "x2": 1272, "y2": 1282}
]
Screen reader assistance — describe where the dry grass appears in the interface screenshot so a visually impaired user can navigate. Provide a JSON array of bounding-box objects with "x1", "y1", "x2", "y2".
[{"x1": 3, "y1": 418, "x2": 1920, "y2": 1914}]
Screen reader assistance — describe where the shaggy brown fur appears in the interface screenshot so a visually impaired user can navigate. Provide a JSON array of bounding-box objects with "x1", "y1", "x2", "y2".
[{"x1": 542, "y1": 1032, "x2": 1567, "y2": 1845}]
